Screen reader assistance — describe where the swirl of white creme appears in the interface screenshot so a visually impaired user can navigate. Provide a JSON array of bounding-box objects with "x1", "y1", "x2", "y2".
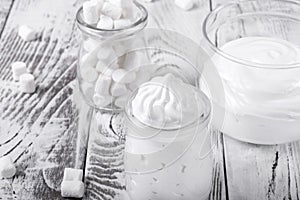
[{"x1": 131, "y1": 73, "x2": 205, "y2": 129}]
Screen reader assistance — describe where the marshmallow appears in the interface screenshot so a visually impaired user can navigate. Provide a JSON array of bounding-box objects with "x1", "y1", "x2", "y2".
[
  {"x1": 114, "y1": 19, "x2": 132, "y2": 29},
  {"x1": 97, "y1": 44, "x2": 116, "y2": 61},
  {"x1": 96, "y1": 60, "x2": 108, "y2": 73},
  {"x1": 122, "y1": 52, "x2": 143, "y2": 72},
  {"x1": 61, "y1": 181, "x2": 84, "y2": 198},
  {"x1": 119, "y1": 0, "x2": 136, "y2": 19},
  {"x1": 102, "y1": 2, "x2": 123, "y2": 20},
  {"x1": 11, "y1": 61, "x2": 28, "y2": 81},
  {"x1": 97, "y1": 15, "x2": 114, "y2": 29},
  {"x1": 110, "y1": 82, "x2": 128, "y2": 97},
  {"x1": 18, "y1": 25, "x2": 37, "y2": 42},
  {"x1": 95, "y1": 75, "x2": 112, "y2": 95},
  {"x1": 103, "y1": 67, "x2": 115, "y2": 77},
  {"x1": 80, "y1": 67, "x2": 98, "y2": 82},
  {"x1": 93, "y1": 93, "x2": 113, "y2": 107},
  {"x1": 114, "y1": 94, "x2": 129, "y2": 108},
  {"x1": 19, "y1": 73, "x2": 36, "y2": 93},
  {"x1": 0, "y1": 156, "x2": 16, "y2": 178},
  {"x1": 83, "y1": 0, "x2": 100, "y2": 24},
  {"x1": 128, "y1": 67, "x2": 151, "y2": 90},
  {"x1": 80, "y1": 82, "x2": 94, "y2": 100},
  {"x1": 96, "y1": 60, "x2": 118, "y2": 73},
  {"x1": 174, "y1": 0, "x2": 194, "y2": 11},
  {"x1": 81, "y1": 52, "x2": 98, "y2": 68},
  {"x1": 112, "y1": 69, "x2": 136, "y2": 83},
  {"x1": 63, "y1": 168, "x2": 83, "y2": 181},
  {"x1": 83, "y1": 38, "x2": 100, "y2": 52}
]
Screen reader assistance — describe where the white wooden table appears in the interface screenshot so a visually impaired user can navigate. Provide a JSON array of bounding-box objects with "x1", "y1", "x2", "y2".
[{"x1": 0, "y1": 0, "x2": 299, "y2": 199}]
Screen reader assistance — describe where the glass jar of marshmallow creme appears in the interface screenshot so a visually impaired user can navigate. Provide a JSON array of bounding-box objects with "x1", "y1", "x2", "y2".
[{"x1": 202, "y1": 0, "x2": 300, "y2": 144}]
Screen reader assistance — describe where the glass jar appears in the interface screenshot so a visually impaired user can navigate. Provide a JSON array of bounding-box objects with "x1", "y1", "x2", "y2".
[
  {"x1": 202, "y1": 0, "x2": 300, "y2": 144},
  {"x1": 76, "y1": 2, "x2": 214, "y2": 198},
  {"x1": 76, "y1": 1, "x2": 148, "y2": 111},
  {"x1": 124, "y1": 73, "x2": 213, "y2": 200}
]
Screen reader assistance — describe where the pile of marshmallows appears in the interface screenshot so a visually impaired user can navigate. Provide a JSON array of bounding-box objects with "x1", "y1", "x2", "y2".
[
  {"x1": 11, "y1": 25, "x2": 39, "y2": 93},
  {"x1": 80, "y1": 0, "x2": 158, "y2": 109},
  {"x1": 82, "y1": 0, "x2": 138, "y2": 29}
]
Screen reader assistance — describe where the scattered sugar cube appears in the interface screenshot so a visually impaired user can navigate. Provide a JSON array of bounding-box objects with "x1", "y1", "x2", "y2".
[
  {"x1": 0, "y1": 156, "x2": 16, "y2": 178},
  {"x1": 114, "y1": 19, "x2": 132, "y2": 29},
  {"x1": 19, "y1": 73, "x2": 36, "y2": 93},
  {"x1": 102, "y1": 2, "x2": 123, "y2": 20},
  {"x1": 11, "y1": 61, "x2": 28, "y2": 81},
  {"x1": 110, "y1": 82, "x2": 128, "y2": 97},
  {"x1": 61, "y1": 181, "x2": 84, "y2": 198},
  {"x1": 83, "y1": 0, "x2": 100, "y2": 24},
  {"x1": 95, "y1": 75, "x2": 112, "y2": 95},
  {"x1": 97, "y1": 15, "x2": 114, "y2": 29},
  {"x1": 18, "y1": 25, "x2": 37, "y2": 42},
  {"x1": 174, "y1": 0, "x2": 195, "y2": 11},
  {"x1": 63, "y1": 168, "x2": 83, "y2": 181},
  {"x1": 112, "y1": 69, "x2": 136, "y2": 84},
  {"x1": 93, "y1": 93, "x2": 113, "y2": 107}
]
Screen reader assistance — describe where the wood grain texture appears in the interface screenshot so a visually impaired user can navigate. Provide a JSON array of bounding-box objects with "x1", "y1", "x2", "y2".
[{"x1": 0, "y1": 0, "x2": 84, "y2": 199}]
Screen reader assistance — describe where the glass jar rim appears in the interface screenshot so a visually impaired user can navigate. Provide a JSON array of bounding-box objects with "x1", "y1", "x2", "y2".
[
  {"x1": 76, "y1": 1, "x2": 148, "y2": 37},
  {"x1": 202, "y1": 0, "x2": 300, "y2": 70}
]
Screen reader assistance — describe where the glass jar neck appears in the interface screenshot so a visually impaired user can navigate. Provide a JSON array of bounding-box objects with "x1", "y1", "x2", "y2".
[{"x1": 76, "y1": 1, "x2": 148, "y2": 41}]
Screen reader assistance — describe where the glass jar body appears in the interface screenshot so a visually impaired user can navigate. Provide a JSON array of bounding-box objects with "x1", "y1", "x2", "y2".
[{"x1": 202, "y1": 0, "x2": 300, "y2": 144}]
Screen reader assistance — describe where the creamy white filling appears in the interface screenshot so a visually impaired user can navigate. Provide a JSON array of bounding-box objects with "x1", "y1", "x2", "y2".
[
  {"x1": 213, "y1": 37, "x2": 300, "y2": 119},
  {"x1": 130, "y1": 73, "x2": 204, "y2": 129}
]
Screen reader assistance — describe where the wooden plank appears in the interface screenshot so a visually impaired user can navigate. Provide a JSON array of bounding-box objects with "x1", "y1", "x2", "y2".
[
  {"x1": 209, "y1": 0, "x2": 300, "y2": 199},
  {"x1": 0, "y1": 0, "x2": 84, "y2": 199}
]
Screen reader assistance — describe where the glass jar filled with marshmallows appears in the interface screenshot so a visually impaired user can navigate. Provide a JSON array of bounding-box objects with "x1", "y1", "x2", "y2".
[{"x1": 76, "y1": 0, "x2": 148, "y2": 111}]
